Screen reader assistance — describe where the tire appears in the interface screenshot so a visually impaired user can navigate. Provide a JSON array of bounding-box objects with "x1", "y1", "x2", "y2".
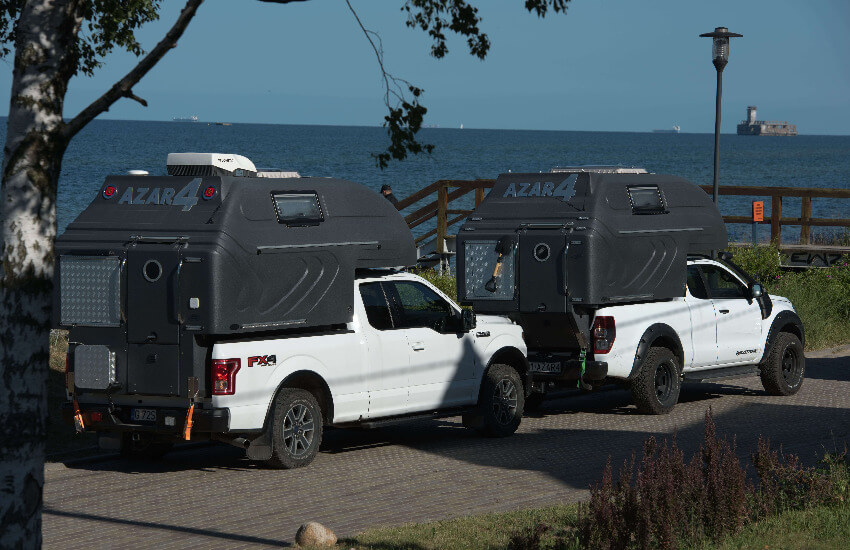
[
  {"x1": 266, "y1": 388, "x2": 323, "y2": 469},
  {"x1": 523, "y1": 391, "x2": 546, "y2": 412},
  {"x1": 463, "y1": 363, "x2": 524, "y2": 437},
  {"x1": 120, "y1": 432, "x2": 174, "y2": 460},
  {"x1": 631, "y1": 347, "x2": 681, "y2": 415},
  {"x1": 760, "y1": 332, "x2": 805, "y2": 396}
]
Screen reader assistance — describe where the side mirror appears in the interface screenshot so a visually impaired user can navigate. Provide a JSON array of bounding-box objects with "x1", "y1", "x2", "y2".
[
  {"x1": 461, "y1": 309, "x2": 477, "y2": 332},
  {"x1": 750, "y1": 284, "x2": 763, "y2": 299}
]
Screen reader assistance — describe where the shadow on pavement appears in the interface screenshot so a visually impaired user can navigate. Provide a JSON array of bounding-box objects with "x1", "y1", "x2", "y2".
[{"x1": 43, "y1": 508, "x2": 292, "y2": 547}]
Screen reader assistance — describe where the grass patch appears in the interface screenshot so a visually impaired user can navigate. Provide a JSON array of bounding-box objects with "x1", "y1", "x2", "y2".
[
  {"x1": 343, "y1": 505, "x2": 579, "y2": 550},
  {"x1": 707, "y1": 502, "x2": 850, "y2": 550}
]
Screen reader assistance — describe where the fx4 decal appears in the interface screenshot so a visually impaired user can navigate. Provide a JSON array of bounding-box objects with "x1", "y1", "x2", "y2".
[
  {"x1": 117, "y1": 178, "x2": 203, "y2": 211},
  {"x1": 247, "y1": 355, "x2": 277, "y2": 367},
  {"x1": 502, "y1": 174, "x2": 577, "y2": 202}
]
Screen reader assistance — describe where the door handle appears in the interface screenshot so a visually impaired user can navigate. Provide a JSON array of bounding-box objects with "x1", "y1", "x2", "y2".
[
  {"x1": 719, "y1": 309, "x2": 730, "y2": 314},
  {"x1": 411, "y1": 342, "x2": 425, "y2": 351}
]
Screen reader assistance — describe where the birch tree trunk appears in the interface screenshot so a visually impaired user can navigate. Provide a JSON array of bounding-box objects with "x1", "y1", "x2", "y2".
[{"x1": 0, "y1": 1, "x2": 81, "y2": 546}]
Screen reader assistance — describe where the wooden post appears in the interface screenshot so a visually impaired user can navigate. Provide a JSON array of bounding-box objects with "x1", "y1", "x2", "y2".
[
  {"x1": 475, "y1": 186, "x2": 485, "y2": 206},
  {"x1": 436, "y1": 183, "x2": 448, "y2": 256},
  {"x1": 770, "y1": 195, "x2": 782, "y2": 244},
  {"x1": 800, "y1": 196, "x2": 812, "y2": 244}
]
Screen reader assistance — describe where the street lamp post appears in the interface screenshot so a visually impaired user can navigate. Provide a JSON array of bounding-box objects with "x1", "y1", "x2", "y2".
[{"x1": 700, "y1": 27, "x2": 742, "y2": 205}]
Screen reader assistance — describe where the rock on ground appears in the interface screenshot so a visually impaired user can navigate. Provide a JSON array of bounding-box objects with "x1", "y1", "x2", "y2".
[{"x1": 295, "y1": 522, "x2": 337, "y2": 547}]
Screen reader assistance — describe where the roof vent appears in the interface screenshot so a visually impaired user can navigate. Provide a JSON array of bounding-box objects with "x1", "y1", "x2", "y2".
[{"x1": 167, "y1": 152, "x2": 258, "y2": 177}]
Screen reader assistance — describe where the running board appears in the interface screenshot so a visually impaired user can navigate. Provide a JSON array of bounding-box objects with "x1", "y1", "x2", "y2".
[
  {"x1": 355, "y1": 407, "x2": 475, "y2": 429},
  {"x1": 683, "y1": 365, "x2": 759, "y2": 383}
]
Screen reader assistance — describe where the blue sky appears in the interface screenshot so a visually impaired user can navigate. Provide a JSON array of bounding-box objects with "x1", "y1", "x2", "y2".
[{"x1": 1, "y1": 0, "x2": 848, "y2": 134}]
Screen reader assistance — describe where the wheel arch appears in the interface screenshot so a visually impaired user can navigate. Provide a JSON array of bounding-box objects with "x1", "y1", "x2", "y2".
[
  {"x1": 488, "y1": 346, "x2": 529, "y2": 377},
  {"x1": 629, "y1": 323, "x2": 685, "y2": 379},
  {"x1": 275, "y1": 370, "x2": 335, "y2": 425},
  {"x1": 760, "y1": 310, "x2": 805, "y2": 364},
  {"x1": 484, "y1": 346, "x2": 529, "y2": 394}
]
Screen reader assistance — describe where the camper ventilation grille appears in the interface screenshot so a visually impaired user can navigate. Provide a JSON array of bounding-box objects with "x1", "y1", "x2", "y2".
[
  {"x1": 60, "y1": 256, "x2": 121, "y2": 327},
  {"x1": 74, "y1": 345, "x2": 117, "y2": 390}
]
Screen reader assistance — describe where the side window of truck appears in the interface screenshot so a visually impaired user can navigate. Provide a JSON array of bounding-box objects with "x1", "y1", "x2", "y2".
[
  {"x1": 686, "y1": 266, "x2": 709, "y2": 299},
  {"x1": 359, "y1": 282, "x2": 394, "y2": 330},
  {"x1": 699, "y1": 264, "x2": 747, "y2": 299},
  {"x1": 386, "y1": 281, "x2": 454, "y2": 330}
]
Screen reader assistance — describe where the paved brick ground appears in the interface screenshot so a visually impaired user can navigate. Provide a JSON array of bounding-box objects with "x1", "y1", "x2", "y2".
[{"x1": 43, "y1": 348, "x2": 850, "y2": 549}]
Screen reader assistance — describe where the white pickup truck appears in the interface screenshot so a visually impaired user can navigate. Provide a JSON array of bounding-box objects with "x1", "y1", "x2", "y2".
[
  {"x1": 73, "y1": 272, "x2": 527, "y2": 468},
  {"x1": 526, "y1": 257, "x2": 806, "y2": 414}
]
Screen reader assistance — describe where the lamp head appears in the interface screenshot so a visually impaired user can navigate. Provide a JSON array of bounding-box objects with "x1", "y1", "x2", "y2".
[{"x1": 699, "y1": 27, "x2": 742, "y2": 71}]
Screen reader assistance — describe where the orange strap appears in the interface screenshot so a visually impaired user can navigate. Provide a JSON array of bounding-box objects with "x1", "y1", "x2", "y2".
[
  {"x1": 73, "y1": 398, "x2": 85, "y2": 433},
  {"x1": 183, "y1": 403, "x2": 195, "y2": 440}
]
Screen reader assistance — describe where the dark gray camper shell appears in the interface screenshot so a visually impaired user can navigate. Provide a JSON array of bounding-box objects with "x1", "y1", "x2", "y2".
[
  {"x1": 56, "y1": 174, "x2": 415, "y2": 398},
  {"x1": 457, "y1": 171, "x2": 726, "y2": 347}
]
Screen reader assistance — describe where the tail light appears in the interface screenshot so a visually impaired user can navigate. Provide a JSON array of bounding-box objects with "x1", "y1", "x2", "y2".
[
  {"x1": 211, "y1": 358, "x2": 240, "y2": 395},
  {"x1": 592, "y1": 316, "x2": 616, "y2": 354}
]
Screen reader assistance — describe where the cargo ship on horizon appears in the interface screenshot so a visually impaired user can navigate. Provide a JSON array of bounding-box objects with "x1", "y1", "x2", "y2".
[{"x1": 653, "y1": 125, "x2": 680, "y2": 134}]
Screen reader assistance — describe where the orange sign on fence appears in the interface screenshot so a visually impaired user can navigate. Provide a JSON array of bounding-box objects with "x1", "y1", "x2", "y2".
[{"x1": 753, "y1": 201, "x2": 764, "y2": 222}]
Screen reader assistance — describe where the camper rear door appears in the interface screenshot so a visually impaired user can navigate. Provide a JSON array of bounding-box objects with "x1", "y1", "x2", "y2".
[{"x1": 126, "y1": 245, "x2": 181, "y2": 395}]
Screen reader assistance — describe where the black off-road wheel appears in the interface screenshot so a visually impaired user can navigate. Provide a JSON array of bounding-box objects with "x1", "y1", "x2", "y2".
[
  {"x1": 266, "y1": 389, "x2": 323, "y2": 469},
  {"x1": 631, "y1": 347, "x2": 681, "y2": 415},
  {"x1": 120, "y1": 432, "x2": 174, "y2": 460},
  {"x1": 463, "y1": 363, "x2": 524, "y2": 437},
  {"x1": 760, "y1": 332, "x2": 805, "y2": 396}
]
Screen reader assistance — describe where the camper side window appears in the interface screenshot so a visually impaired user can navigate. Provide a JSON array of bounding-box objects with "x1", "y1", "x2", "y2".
[
  {"x1": 627, "y1": 185, "x2": 666, "y2": 215},
  {"x1": 272, "y1": 192, "x2": 323, "y2": 225}
]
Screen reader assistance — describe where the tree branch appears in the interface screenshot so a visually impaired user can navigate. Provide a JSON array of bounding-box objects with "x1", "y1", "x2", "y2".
[
  {"x1": 123, "y1": 90, "x2": 148, "y2": 107},
  {"x1": 64, "y1": 0, "x2": 204, "y2": 139}
]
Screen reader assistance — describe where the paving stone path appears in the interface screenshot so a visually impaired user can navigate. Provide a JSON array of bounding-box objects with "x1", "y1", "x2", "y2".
[{"x1": 43, "y1": 347, "x2": 850, "y2": 549}]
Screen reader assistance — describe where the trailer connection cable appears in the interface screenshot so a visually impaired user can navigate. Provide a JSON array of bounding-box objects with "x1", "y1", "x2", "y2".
[{"x1": 577, "y1": 348, "x2": 587, "y2": 390}]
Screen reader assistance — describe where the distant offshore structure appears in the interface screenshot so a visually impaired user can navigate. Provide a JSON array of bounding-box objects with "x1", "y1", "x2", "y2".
[
  {"x1": 173, "y1": 115, "x2": 198, "y2": 122},
  {"x1": 653, "y1": 125, "x2": 680, "y2": 134},
  {"x1": 737, "y1": 106, "x2": 797, "y2": 136}
]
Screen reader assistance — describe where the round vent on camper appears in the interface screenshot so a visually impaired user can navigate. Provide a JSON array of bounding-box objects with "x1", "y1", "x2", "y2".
[
  {"x1": 143, "y1": 260, "x2": 163, "y2": 282},
  {"x1": 533, "y1": 243, "x2": 551, "y2": 262}
]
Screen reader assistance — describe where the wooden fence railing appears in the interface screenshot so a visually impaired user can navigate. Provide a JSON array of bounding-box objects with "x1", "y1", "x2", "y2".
[
  {"x1": 697, "y1": 185, "x2": 850, "y2": 244},
  {"x1": 397, "y1": 180, "x2": 850, "y2": 256},
  {"x1": 395, "y1": 179, "x2": 495, "y2": 252}
]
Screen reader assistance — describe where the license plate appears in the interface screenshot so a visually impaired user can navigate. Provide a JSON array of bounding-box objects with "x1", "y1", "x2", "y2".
[
  {"x1": 529, "y1": 361, "x2": 561, "y2": 374},
  {"x1": 131, "y1": 408, "x2": 157, "y2": 422}
]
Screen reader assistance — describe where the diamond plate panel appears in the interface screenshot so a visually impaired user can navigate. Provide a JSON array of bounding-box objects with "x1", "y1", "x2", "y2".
[
  {"x1": 464, "y1": 241, "x2": 516, "y2": 300},
  {"x1": 60, "y1": 256, "x2": 121, "y2": 326},
  {"x1": 74, "y1": 345, "x2": 116, "y2": 390}
]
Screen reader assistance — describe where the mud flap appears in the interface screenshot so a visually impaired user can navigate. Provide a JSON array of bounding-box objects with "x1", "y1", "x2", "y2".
[{"x1": 245, "y1": 430, "x2": 273, "y2": 461}]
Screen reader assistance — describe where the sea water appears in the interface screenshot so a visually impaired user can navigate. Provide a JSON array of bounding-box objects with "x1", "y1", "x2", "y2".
[{"x1": 1, "y1": 119, "x2": 848, "y2": 242}]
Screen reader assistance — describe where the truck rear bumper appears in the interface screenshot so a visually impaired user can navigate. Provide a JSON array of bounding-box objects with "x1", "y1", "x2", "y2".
[
  {"x1": 529, "y1": 359, "x2": 608, "y2": 383},
  {"x1": 62, "y1": 402, "x2": 229, "y2": 434}
]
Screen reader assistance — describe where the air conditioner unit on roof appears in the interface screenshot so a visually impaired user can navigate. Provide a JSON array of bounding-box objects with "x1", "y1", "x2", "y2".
[{"x1": 166, "y1": 152, "x2": 257, "y2": 177}]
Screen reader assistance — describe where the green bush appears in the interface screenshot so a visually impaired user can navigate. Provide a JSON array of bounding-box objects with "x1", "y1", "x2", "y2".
[
  {"x1": 731, "y1": 244, "x2": 782, "y2": 284},
  {"x1": 410, "y1": 268, "x2": 458, "y2": 302}
]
